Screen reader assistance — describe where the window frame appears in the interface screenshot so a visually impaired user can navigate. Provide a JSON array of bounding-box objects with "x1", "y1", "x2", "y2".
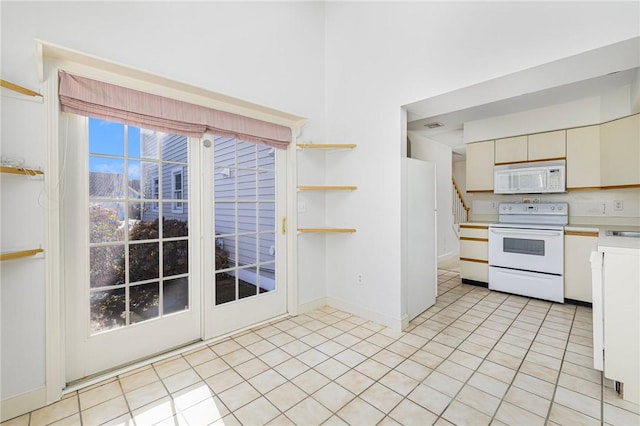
[{"x1": 171, "y1": 166, "x2": 184, "y2": 213}]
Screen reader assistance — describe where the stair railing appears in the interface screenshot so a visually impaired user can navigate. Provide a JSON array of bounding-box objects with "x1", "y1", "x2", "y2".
[{"x1": 452, "y1": 176, "x2": 470, "y2": 225}]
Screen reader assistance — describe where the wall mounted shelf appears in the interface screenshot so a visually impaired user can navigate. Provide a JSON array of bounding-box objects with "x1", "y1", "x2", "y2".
[
  {"x1": 1, "y1": 166, "x2": 44, "y2": 176},
  {"x1": 297, "y1": 185, "x2": 357, "y2": 191},
  {"x1": 297, "y1": 143, "x2": 357, "y2": 149},
  {"x1": 298, "y1": 228, "x2": 357, "y2": 234},
  {"x1": 1, "y1": 79, "x2": 43, "y2": 98},
  {"x1": 1, "y1": 248, "x2": 44, "y2": 261}
]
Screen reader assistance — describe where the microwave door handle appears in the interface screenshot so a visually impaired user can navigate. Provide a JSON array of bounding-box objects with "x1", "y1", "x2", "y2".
[{"x1": 490, "y1": 229, "x2": 563, "y2": 237}]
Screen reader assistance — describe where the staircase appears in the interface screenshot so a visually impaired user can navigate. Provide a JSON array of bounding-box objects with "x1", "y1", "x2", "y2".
[{"x1": 452, "y1": 176, "x2": 470, "y2": 238}]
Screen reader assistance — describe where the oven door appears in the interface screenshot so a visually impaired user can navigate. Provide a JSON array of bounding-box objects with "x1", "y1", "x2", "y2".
[{"x1": 489, "y1": 226, "x2": 564, "y2": 274}]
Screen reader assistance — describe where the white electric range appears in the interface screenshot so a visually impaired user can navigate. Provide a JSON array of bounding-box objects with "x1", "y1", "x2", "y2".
[{"x1": 488, "y1": 202, "x2": 568, "y2": 303}]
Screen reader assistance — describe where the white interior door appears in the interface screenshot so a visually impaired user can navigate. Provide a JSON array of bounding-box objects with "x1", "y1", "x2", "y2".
[
  {"x1": 202, "y1": 135, "x2": 288, "y2": 339},
  {"x1": 404, "y1": 157, "x2": 437, "y2": 320},
  {"x1": 64, "y1": 116, "x2": 202, "y2": 383}
]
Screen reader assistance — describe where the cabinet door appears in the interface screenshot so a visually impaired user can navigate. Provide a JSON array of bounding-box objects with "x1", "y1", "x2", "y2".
[
  {"x1": 564, "y1": 233, "x2": 597, "y2": 302},
  {"x1": 466, "y1": 140, "x2": 494, "y2": 192},
  {"x1": 495, "y1": 136, "x2": 527, "y2": 164},
  {"x1": 566, "y1": 125, "x2": 600, "y2": 189},
  {"x1": 600, "y1": 114, "x2": 640, "y2": 187},
  {"x1": 528, "y1": 130, "x2": 566, "y2": 161}
]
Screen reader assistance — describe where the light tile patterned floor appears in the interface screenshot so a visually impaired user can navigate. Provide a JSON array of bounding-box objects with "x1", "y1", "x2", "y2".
[{"x1": 4, "y1": 268, "x2": 640, "y2": 425}]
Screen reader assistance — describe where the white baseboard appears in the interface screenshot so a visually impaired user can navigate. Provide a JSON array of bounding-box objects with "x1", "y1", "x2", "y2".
[
  {"x1": 438, "y1": 250, "x2": 459, "y2": 263},
  {"x1": 326, "y1": 297, "x2": 405, "y2": 332},
  {"x1": 297, "y1": 297, "x2": 327, "y2": 315},
  {"x1": 1, "y1": 386, "x2": 46, "y2": 422}
]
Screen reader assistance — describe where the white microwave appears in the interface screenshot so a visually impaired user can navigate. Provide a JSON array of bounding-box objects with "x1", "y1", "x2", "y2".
[{"x1": 494, "y1": 160, "x2": 566, "y2": 194}]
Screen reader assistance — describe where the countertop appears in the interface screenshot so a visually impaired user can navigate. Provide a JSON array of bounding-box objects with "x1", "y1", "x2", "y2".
[{"x1": 565, "y1": 223, "x2": 640, "y2": 252}]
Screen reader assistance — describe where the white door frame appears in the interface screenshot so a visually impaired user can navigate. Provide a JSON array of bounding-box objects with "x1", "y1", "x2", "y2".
[{"x1": 43, "y1": 55, "x2": 302, "y2": 405}]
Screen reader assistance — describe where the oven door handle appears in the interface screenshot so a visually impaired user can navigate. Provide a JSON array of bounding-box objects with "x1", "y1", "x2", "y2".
[{"x1": 490, "y1": 228, "x2": 563, "y2": 237}]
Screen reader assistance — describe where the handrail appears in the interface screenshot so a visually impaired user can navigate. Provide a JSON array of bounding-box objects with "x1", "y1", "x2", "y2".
[{"x1": 452, "y1": 176, "x2": 470, "y2": 223}]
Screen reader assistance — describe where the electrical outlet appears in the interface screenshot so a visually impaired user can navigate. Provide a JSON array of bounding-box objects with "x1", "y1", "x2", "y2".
[
  {"x1": 614, "y1": 200, "x2": 624, "y2": 211},
  {"x1": 356, "y1": 273, "x2": 364, "y2": 285},
  {"x1": 298, "y1": 200, "x2": 307, "y2": 213}
]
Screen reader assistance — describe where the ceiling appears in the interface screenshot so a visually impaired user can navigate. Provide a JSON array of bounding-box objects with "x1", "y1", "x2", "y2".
[{"x1": 405, "y1": 37, "x2": 640, "y2": 161}]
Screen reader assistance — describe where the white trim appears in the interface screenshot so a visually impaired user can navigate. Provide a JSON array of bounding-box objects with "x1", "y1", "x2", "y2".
[
  {"x1": 44, "y1": 69, "x2": 64, "y2": 405},
  {"x1": 0, "y1": 387, "x2": 47, "y2": 422},
  {"x1": 325, "y1": 297, "x2": 405, "y2": 332},
  {"x1": 287, "y1": 132, "x2": 299, "y2": 317},
  {"x1": 297, "y1": 297, "x2": 327, "y2": 315}
]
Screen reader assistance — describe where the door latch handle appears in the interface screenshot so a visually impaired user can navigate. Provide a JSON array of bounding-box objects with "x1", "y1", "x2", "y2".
[{"x1": 282, "y1": 217, "x2": 286, "y2": 235}]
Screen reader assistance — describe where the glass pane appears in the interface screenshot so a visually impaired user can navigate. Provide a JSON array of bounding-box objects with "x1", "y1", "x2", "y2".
[
  {"x1": 217, "y1": 235, "x2": 237, "y2": 270},
  {"x1": 89, "y1": 203, "x2": 124, "y2": 243},
  {"x1": 238, "y1": 266, "x2": 258, "y2": 300},
  {"x1": 162, "y1": 134, "x2": 188, "y2": 163},
  {"x1": 140, "y1": 162, "x2": 159, "y2": 200},
  {"x1": 258, "y1": 145, "x2": 275, "y2": 170},
  {"x1": 89, "y1": 157, "x2": 125, "y2": 198},
  {"x1": 129, "y1": 204, "x2": 159, "y2": 241},
  {"x1": 258, "y1": 203, "x2": 275, "y2": 231},
  {"x1": 163, "y1": 240, "x2": 188, "y2": 277},
  {"x1": 214, "y1": 167, "x2": 236, "y2": 200},
  {"x1": 237, "y1": 169, "x2": 256, "y2": 200},
  {"x1": 214, "y1": 136, "x2": 236, "y2": 167},
  {"x1": 130, "y1": 282, "x2": 159, "y2": 324},
  {"x1": 215, "y1": 237, "x2": 230, "y2": 271},
  {"x1": 258, "y1": 265, "x2": 275, "y2": 292},
  {"x1": 140, "y1": 129, "x2": 160, "y2": 159},
  {"x1": 89, "y1": 118, "x2": 124, "y2": 156},
  {"x1": 128, "y1": 160, "x2": 142, "y2": 199},
  {"x1": 162, "y1": 214, "x2": 188, "y2": 238},
  {"x1": 258, "y1": 171, "x2": 275, "y2": 201},
  {"x1": 215, "y1": 271, "x2": 236, "y2": 305},
  {"x1": 128, "y1": 126, "x2": 141, "y2": 158},
  {"x1": 504, "y1": 238, "x2": 545, "y2": 256},
  {"x1": 259, "y1": 233, "x2": 276, "y2": 263},
  {"x1": 164, "y1": 277, "x2": 189, "y2": 315},
  {"x1": 215, "y1": 203, "x2": 236, "y2": 235},
  {"x1": 90, "y1": 288, "x2": 126, "y2": 333},
  {"x1": 237, "y1": 141, "x2": 257, "y2": 169},
  {"x1": 163, "y1": 165, "x2": 188, "y2": 200},
  {"x1": 238, "y1": 203, "x2": 257, "y2": 233},
  {"x1": 90, "y1": 245, "x2": 125, "y2": 288},
  {"x1": 129, "y1": 242, "x2": 159, "y2": 282},
  {"x1": 238, "y1": 234, "x2": 257, "y2": 267}
]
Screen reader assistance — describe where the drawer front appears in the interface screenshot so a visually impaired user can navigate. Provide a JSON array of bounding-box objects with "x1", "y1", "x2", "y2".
[
  {"x1": 461, "y1": 260, "x2": 489, "y2": 283},
  {"x1": 460, "y1": 239, "x2": 488, "y2": 261},
  {"x1": 460, "y1": 225, "x2": 489, "y2": 239}
]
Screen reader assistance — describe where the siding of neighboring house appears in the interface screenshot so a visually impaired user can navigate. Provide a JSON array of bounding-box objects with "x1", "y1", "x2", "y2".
[
  {"x1": 139, "y1": 132, "x2": 189, "y2": 223},
  {"x1": 214, "y1": 136, "x2": 276, "y2": 273},
  {"x1": 137, "y1": 132, "x2": 276, "y2": 275}
]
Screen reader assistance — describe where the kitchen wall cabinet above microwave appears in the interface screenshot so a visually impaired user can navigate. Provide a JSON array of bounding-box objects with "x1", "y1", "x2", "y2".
[{"x1": 494, "y1": 130, "x2": 566, "y2": 165}]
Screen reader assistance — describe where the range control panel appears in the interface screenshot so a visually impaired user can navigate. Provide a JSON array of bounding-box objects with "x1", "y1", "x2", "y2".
[{"x1": 499, "y1": 202, "x2": 568, "y2": 215}]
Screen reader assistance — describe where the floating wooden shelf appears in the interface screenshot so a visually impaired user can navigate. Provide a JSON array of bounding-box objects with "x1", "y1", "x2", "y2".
[
  {"x1": 1, "y1": 166, "x2": 44, "y2": 176},
  {"x1": 1, "y1": 79, "x2": 43, "y2": 98},
  {"x1": 297, "y1": 144, "x2": 357, "y2": 149},
  {"x1": 298, "y1": 228, "x2": 357, "y2": 234},
  {"x1": 1, "y1": 248, "x2": 44, "y2": 261},
  {"x1": 297, "y1": 185, "x2": 357, "y2": 191}
]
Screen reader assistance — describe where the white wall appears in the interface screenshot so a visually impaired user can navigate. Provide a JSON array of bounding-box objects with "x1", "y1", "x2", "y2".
[
  {"x1": 408, "y1": 132, "x2": 458, "y2": 261},
  {"x1": 2, "y1": 0, "x2": 639, "y2": 408}
]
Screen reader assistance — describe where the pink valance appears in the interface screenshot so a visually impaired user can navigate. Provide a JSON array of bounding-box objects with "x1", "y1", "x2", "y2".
[{"x1": 58, "y1": 71, "x2": 291, "y2": 149}]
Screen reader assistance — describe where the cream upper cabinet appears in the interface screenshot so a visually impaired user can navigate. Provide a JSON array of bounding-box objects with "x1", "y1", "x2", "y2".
[
  {"x1": 494, "y1": 136, "x2": 527, "y2": 164},
  {"x1": 600, "y1": 114, "x2": 640, "y2": 188},
  {"x1": 466, "y1": 140, "x2": 494, "y2": 192},
  {"x1": 528, "y1": 130, "x2": 566, "y2": 161},
  {"x1": 566, "y1": 125, "x2": 600, "y2": 189},
  {"x1": 564, "y1": 231, "x2": 598, "y2": 303}
]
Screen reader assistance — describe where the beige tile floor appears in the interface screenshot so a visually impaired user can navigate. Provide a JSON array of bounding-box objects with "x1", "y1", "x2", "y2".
[{"x1": 4, "y1": 267, "x2": 640, "y2": 426}]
